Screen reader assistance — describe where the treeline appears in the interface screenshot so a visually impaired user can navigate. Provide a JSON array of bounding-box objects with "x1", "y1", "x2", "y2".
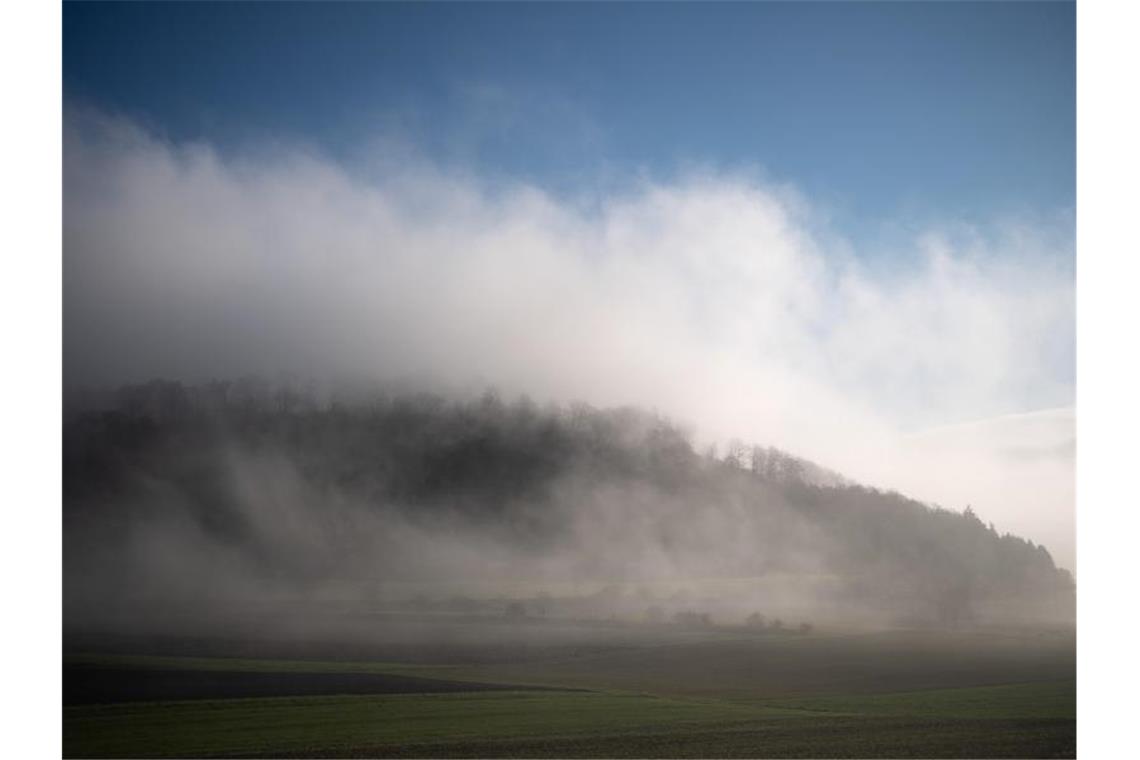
[{"x1": 63, "y1": 379, "x2": 1074, "y2": 627}]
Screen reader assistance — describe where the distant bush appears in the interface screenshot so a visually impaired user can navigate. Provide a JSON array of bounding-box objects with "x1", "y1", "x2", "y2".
[
  {"x1": 673, "y1": 611, "x2": 711, "y2": 628},
  {"x1": 533, "y1": 592, "x2": 551, "y2": 618},
  {"x1": 745, "y1": 612, "x2": 767, "y2": 629}
]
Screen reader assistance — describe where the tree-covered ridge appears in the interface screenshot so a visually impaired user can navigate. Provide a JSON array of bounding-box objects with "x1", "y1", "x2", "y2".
[{"x1": 64, "y1": 379, "x2": 1074, "y2": 628}]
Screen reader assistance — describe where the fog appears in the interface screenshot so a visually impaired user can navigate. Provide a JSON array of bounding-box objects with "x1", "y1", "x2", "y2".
[
  {"x1": 65, "y1": 427, "x2": 830, "y2": 634},
  {"x1": 63, "y1": 387, "x2": 1074, "y2": 650},
  {"x1": 63, "y1": 105, "x2": 1075, "y2": 569}
]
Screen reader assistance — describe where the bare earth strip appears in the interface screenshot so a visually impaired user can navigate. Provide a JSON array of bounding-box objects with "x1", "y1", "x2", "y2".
[{"x1": 64, "y1": 665, "x2": 571, "y2": 705}]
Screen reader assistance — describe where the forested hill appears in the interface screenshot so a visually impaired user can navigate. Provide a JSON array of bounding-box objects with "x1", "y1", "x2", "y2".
[{"x1": 64, "y1": 380, "x2": 1074, "y2": 629}]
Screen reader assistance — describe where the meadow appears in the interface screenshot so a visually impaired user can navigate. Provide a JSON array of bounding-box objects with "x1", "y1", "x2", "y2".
[{"x1": 64, "y1": 618, "x2": 1075, "y2": 758}]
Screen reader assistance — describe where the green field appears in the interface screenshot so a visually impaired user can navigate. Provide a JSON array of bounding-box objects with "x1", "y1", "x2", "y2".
[{"x1": 63, "y1": 626, "x2": 1075, "y2": 758}]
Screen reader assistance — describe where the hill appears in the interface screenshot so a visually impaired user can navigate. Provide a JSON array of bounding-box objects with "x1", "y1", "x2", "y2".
[{"x1": 63, "y1": 379, "x2": 1074, "y2": 634}]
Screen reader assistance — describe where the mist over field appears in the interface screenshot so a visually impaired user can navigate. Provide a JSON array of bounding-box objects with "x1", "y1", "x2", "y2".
[{"x1": 63, "y1": 108, "x2": 1075, "y2": 570}]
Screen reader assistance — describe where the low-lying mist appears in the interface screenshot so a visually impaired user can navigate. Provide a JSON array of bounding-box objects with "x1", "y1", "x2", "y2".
[{"x1": 64, "y1": 381, "x2": 1074, "y2": 648}]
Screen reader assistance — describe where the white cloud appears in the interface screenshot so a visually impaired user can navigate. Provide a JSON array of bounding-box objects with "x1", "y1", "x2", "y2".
[{"x1": 63, "y1": 109, "x2": 1076, "y2": 568}]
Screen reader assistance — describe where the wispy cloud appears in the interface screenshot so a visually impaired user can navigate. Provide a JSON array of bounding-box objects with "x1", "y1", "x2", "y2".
[{"x1": 63, "y1": 107, "x2": 1075, "y2": 567}]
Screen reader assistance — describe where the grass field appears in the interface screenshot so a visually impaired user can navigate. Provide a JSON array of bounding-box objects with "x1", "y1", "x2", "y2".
[{"x1": 63, "y1": 623, "x2": 1075, "y2": 758}]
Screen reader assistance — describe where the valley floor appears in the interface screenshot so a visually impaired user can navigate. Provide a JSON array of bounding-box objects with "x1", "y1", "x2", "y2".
[{"x1": 63, "y1": 621, "x2": 1075, "y2": 758}]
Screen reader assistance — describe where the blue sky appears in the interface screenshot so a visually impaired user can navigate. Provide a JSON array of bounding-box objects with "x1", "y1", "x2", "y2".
[{"x1": 64, "y1": 1, "x2": 1074, "y2": 251}]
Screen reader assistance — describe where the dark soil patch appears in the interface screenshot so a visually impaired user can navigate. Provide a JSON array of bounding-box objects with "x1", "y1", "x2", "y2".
[{"x1": 64, "y1": 665, "x2": 549, "y2": 705}]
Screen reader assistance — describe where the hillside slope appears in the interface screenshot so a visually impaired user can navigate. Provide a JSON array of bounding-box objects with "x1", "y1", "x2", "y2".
[{"x1": 63, "y1": 380, "x2": 1074, "y2": 631}]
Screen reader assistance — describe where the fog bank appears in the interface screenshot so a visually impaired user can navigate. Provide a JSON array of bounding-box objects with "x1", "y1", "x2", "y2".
[{"x1": 63, "y1": 108, "x2": 1075, "y2": 566}]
